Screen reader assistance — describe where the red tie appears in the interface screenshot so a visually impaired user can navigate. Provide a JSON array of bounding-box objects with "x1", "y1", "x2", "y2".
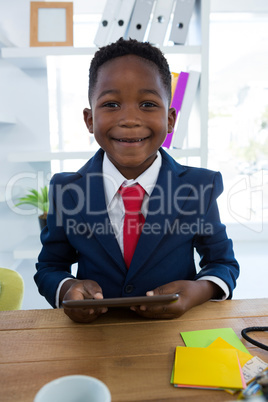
[{"x1": 118, "y1": 184, "x2": 146, "y2": 268}]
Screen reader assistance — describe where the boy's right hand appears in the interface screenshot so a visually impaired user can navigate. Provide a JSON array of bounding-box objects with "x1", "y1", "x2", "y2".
[{"x1": 60, "y1": 279, "x2": 108, "y2": 323}]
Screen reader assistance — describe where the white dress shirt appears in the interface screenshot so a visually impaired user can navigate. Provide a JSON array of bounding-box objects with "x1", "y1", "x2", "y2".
[
  {"x1": 56, "y1": 151, "x2": 229, "y2": 306},
  {"x1": 102, "y1": 151, "x2": 162, "y2": 254}
]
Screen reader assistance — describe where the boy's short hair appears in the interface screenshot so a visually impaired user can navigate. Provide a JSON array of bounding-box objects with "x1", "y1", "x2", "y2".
[{"x1": 88, "y1": 38, "x2": 172, "y2": 105}]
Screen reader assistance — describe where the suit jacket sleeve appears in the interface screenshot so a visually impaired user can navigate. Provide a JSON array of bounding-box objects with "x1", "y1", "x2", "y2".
[
  {"x1": 193, "y1": 171, "x2": 239, "y2": 297},
  {"x1": 35, "y1": 173, "x2": 78, "y2": 307}
]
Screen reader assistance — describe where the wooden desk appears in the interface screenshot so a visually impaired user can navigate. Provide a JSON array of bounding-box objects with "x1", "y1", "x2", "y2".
[{"x1": 0, "y1": 299, "x2": 267, "y2": 402}]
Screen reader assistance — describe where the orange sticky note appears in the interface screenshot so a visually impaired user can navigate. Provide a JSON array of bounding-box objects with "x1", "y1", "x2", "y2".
[{"x1": 208, "y1": 337, "x2": 253, "y2": 367}]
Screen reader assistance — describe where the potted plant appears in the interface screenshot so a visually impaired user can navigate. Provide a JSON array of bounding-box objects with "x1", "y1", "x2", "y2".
[{"x1": 15, "y1": 186, "x2": 49, "y2": 230}]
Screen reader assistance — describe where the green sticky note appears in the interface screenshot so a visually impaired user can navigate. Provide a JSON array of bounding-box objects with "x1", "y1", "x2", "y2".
[{"x1": 181, "y1": 328, "x2": 250, "y2": 354}]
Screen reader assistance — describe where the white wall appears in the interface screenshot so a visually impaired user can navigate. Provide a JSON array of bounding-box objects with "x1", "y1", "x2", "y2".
[
  {"x1": 0, "y1": 0, "x2": 107, "y2": 261},
  {"x1": 211, "y1": 0, "x2": 268, "y2": 12},
  {"x1": 0, "y1": 62, "x2": 51, "y2": 253},
  {"x1": 0, "y1": 0, "x2": 107, "y2": 47},
  {"x1": 0, "y1": 1, "x2": 51, "y2": 257}
]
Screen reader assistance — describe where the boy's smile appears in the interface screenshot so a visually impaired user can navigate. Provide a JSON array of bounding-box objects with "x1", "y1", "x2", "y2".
[{"x1": 84, "y1": 55, "x2": 176, "y2": 179}]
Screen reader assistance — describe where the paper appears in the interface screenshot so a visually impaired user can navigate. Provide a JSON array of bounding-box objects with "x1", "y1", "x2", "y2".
[
  {"x1": 208, "y1": 337, "x2": 253, "y2": 367},
  {"x1": 242, "y1": 356, "x2": 268, "y2": 384},
  {"x1": 181, "y1": 327, "x2": 250, "y2": 354},
  {"x1": 207, "y1": 338, "x2": 249, "y2": 393},
  {"x1": 174, "y1": 346, "x2": 245, "y2": 389},
  {"x1": 171, "y1": 328, "x2": 252, "y2": 391}
]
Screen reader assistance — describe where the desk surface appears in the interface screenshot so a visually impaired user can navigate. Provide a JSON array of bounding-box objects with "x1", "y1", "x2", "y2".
[{"x1": 0, "y1": 299, "x2": 267, "y2": 402}]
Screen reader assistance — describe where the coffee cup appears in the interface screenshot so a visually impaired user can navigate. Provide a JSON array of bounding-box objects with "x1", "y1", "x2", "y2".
[{"x1": 34, "y1": 375, "x2": 111, "y2": 402}]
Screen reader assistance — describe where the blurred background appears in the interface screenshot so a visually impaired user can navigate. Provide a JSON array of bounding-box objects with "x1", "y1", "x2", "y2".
[{"x1": 0, "y1": 0, "x2": 267, "y2": 308}]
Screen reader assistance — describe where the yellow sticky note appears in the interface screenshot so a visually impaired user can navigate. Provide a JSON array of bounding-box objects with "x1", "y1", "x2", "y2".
[
  {"x1": 174, "y1": 346, "x2": 245, "y2": 390},
  {"x1": 208, "y1": 337, "x2": 253, "y2": 367}
]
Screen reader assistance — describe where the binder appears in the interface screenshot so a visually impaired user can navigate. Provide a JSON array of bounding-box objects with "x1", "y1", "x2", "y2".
[
  {"x1": 171, "y1": 71, "x2": 180, "y2": 100},
  {"x1": 127, "y1": 0, "x2": 155, "y2": 42},
  {"x1": 162, "y1": 71, "x2": 189, "y2": 148},
  {"x1": 169, "y1": 0, "x2": 196, "y2": 45},
  {"x1": 94, "y1": 0, "x2": 121, "y2": 47},
  {"x1": 147, "y1": 0, "x2": 174, "y2": 46},
  {"x1": 108, "y1": 0, "x2": 136, "y2": 43},
  {"x1": 172, "y1": 70, "x2": 200, "y2": 149}
]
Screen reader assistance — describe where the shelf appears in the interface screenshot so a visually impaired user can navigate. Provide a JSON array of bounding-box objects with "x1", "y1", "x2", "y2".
[
  {"x1": 1, "y1": 46, "x2": 96, "y2": 68},
  {"x1": 13, "y1": 235, "x2": 41, "y2": 260},
  {"x1": 7, "y1": 148, "x2": 201, "y2": 163},
  {"x1": 1, "y1": 45, "x2": 201, "y2": 68}
]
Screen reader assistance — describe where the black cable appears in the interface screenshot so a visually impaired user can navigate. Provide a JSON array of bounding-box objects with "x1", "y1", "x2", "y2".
[{"x1": 241, "y1": 326, "x2": 268, "y2": 351}]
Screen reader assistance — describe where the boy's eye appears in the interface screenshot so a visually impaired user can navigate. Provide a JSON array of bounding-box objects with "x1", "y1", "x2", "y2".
[
  {"x1": 103, "y1": 102, "x2": 120, "y2": 108},
  {"x1": 141, "y1": 102, "x2": 157, "y2": 108}
]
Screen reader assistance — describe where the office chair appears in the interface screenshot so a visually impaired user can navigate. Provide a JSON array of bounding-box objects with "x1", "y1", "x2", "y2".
[{"x1": 0, "y1": 267, "x2": 24, "y2": 310}]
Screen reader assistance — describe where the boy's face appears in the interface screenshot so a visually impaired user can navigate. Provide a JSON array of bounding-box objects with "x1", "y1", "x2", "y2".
[{"x1": 83, "y1": 55, "x2": 176, "y2": 179}]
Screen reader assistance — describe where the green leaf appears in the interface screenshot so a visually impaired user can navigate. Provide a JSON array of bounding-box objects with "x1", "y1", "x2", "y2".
[
  {"x1": 15, "y1": 186, "x2": 49, "y2": 214},
  {"x1": 29, "y1": 189, "x2": 39, "y2": 198},
  {"x1": 15, "y1": 199, "x2": 40, "y2": 208}
]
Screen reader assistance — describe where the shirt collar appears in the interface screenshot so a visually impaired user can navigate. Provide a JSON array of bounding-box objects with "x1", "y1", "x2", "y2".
[{"x1": 103, "y1": 151, "x2": 162, "y2": 206}]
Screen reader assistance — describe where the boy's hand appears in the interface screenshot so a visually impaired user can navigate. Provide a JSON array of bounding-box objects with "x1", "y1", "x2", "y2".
[
  {"x1": 61, "y1": 279, "x2": 108, "y2": 323},
  {"x1": 130, "y1": 280, "x2": 222, "y2": 319}
]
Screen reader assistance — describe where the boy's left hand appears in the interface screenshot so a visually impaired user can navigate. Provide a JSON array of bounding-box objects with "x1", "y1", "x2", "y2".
[{"x1": 130, "y1": 280, "x2": 222, "y2": 319}]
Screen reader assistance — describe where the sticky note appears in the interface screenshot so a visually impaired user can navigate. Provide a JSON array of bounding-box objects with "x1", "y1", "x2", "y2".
[
  {"x1": 174, "y1": 346, "x2": 245, "y2": 389},
  {"x1": 208, "y1": 337, "x2": 252, "y2": 367},
  {"x1": 181, "y1": 328, "x2": 250, "y2": 354}
]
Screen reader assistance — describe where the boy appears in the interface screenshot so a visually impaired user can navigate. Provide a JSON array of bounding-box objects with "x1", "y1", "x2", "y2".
[{"x1": 35, "y1": 38, "x2": 239, "y2": 323}]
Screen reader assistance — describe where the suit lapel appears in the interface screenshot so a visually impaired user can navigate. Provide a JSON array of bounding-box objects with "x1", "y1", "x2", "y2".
[
  {"x1": 127, "y1": 148, "x2": 192, "y2": 275},
  {"x1": 74, "y1": 149, "x2": 126, "y2": 272}
]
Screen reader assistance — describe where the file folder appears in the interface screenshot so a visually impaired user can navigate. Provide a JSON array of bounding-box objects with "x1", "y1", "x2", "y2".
[
  {"x1": 172, "y1": 70, "x2": 200, "y2": 149},
  {"x1": 108, "y1": 0, "x2": 136, "y2": 43},
  {"x1": 148, "y1": 0, "x2": 174, "y2": 46},
  {"x1": 162, "y1": 71, "x2": 189, "y2": 148},
  {"x1": 169, "y1": 0, "x2": 196, "y2": 45},
  {"x1": 127, "y1": 0, "x2": 155, "y2": 42},
  {"x1": 171, "y1": 71, "x2": 180, "y2": 100},
  {"x1": 94, "y1": 0, "x2": 121, "y2": 47}
]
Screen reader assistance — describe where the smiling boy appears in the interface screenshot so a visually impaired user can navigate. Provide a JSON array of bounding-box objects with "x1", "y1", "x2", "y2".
[
  {"x1": 35, "y1": 38, "x2": 239, "y2": 323},
  {"x1": 84, "y1": 53, "x2": 175, "y2": 179}
]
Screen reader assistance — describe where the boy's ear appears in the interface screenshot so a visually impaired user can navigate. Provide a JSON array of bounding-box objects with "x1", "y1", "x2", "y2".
[
  {"x1": 167, "y1": 107, "x2": 177, "y2": 133},
  {"x1": 83, "y1": 108, "x2": 94, "y2": 133}
]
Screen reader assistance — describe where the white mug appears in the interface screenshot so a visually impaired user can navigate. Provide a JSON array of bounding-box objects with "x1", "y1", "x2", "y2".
[{"x1": 34, "y1": 375, "x2": 111, "y2": 402}]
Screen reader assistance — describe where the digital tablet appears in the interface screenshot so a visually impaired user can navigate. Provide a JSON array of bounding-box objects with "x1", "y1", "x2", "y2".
[{"x1": 62, "y1": 293, "x2": 179, "y2": 309}]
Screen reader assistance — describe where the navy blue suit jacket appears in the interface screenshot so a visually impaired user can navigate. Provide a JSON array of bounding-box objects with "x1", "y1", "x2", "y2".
[{"x1": 35, "y1": 148, "x2": 239, "y2": 307}]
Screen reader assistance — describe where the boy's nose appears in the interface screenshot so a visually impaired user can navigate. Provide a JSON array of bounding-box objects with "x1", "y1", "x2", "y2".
[{"x1": 118, "y1": 107, "x2": 141, "y2": 127}]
